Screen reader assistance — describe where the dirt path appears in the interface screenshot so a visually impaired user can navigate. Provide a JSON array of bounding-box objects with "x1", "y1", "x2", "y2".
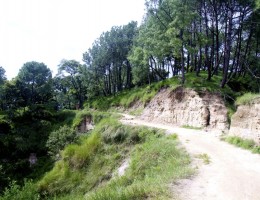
[{"x1": 121, "y1": 114, "x2": 260, "y2": 200}]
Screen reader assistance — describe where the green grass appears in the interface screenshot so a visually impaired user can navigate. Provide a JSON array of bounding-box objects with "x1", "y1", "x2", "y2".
[
  {"x1": 224, "y1": 136, "x2": 260, "y2": 154},
  {"x1": 181, "y1": 125, "x2": 202, "y2": 130},
  {"x1": 129, "y1": 108, "x2": 144, "y2": 116},
  {"x1": 235, "y1": 93, "x2": 260, "y2": 106},
  {"x1": 85, "y1": 134, "x2": 193, "y2": 200}
]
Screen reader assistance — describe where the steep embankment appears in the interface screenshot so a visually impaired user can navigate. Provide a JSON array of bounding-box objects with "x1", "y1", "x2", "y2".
[
  {"x1": 229, "y1": 97, "x2": 260, "y2": 144},
  {"x1": 140, "y1": 87, "x2": 228, "y2": 131}
]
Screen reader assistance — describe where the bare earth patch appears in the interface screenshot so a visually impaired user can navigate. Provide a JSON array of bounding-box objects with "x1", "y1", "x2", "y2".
[
  {"x1": 121, "y1": 114, "x2": 260, "y2": 200},
  {"x1": 117, "y1": 158, "x2": 130, "y2": 177}
]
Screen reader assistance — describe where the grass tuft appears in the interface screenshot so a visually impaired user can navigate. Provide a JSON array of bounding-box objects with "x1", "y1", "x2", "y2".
[
  {"x1": 196, "y1": 153, "x2": 211, "y2": 165},
  {"x1": 181, "y1": 125, "x2": 202, "y2": 130}
]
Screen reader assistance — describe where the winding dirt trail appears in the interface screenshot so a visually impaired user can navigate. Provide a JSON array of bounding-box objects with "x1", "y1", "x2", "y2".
[{"x1": 121, "y1": 114, "x2": 260, "y2": 200}]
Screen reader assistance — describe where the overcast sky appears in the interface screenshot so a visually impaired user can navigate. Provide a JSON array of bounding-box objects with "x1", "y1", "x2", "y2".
[{"x1": 0, "y1": 0, "x2": 146, "y2": 79}]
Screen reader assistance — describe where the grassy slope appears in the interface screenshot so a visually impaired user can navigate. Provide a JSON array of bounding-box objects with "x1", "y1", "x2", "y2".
[{"x1": 36, "y1": 116, "x2": 193, "y2": 199}]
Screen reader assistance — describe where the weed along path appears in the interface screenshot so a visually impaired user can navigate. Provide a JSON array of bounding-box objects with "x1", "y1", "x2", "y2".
[{"x1": 121, "y1": 114, "x2": 260, "y2": 200}]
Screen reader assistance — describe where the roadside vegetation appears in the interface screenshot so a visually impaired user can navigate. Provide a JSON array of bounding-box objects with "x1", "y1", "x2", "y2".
[
  {"x1": 181, "y1": 125, "x2": 202, "y2": 130},
  {"x1": 224, "y1": 136, "x2": 260, "y2": 154}
]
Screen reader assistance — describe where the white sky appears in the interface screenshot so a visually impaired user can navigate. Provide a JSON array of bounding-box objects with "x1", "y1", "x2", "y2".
[{"x1": 0, "y1": 0, "x2": 146, "y2": 79}]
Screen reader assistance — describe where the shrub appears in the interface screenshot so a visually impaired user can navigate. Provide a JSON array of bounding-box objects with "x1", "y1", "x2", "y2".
[
  {"x1": 0, "y1": 119, "x2": 11, "y2": 134},
  {"x1": 46, "y1": 125, "x2": 77, "y2": 158},
  {"x1": 0, "y1": 180, "x2": 39, "y2": 200},
  {"x1": 54, "y1": 110, "x2": 76, "y2": 127}
]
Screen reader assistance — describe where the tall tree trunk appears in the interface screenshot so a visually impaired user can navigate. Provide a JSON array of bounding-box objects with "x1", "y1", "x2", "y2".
[
  {"x1": 204, "y1": 0, "x2": 211, "y2": 80},
  {"x1": 180, "y1": 29, "x2": 185, "y2": 85},
  {"x1": 126, "y1": 60, "x2": 132, "y2": 89},
  {"x1": 221, "y1": 3, "x2": 233, "y2": 88},
  {"x1": 108, "y1": 65, "x2": 112, "y2": 95},
  {"x1": 196, "y1": 1, "x2": 203, "y2": 77}
]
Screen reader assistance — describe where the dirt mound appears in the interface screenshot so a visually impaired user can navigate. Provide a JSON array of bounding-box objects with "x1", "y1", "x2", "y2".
[{"x1": 140, "y1": 87, "x2": 228, "y2": 131}]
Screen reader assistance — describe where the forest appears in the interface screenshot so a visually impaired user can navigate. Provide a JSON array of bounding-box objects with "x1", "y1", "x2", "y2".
[{"x1": 0, "y1": 0, "x2": 259, "y2": 198}]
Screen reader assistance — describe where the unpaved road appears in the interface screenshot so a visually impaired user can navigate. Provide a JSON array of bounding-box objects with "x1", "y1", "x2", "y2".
[{"x1": 121, "y1": 114, "x2": 260, "y2": 200}]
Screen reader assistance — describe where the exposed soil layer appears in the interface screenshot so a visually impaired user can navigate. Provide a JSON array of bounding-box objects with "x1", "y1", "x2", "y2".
[
  {"x1": 229, "y1": 98, "x2": 260, "y2": 144},
  {"x1": 140, "y1": 87, "x2": 228, "y2": 131}
]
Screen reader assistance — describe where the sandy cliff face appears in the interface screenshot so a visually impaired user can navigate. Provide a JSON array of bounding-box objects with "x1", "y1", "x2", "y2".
[
  {"x1": 140, "y1": 87, "x2": 228, "y2": 131},
  {"x1": 229, "y1": 98, "x2": 260, "y2": 144},
  {"x1": 78, "y1": 116, "x2": 94, "y2": 133}
]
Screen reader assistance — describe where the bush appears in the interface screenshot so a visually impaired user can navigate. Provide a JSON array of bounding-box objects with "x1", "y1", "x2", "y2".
[
  {"x1": 0, "y1": 180, "x2": 39, "y2": 200},
  {"x1": 0, "y1": 119, "x2": 11, "y2": 134},
  {"x1": 54, "y1": 110, "x2": 76, "y2": 127},
  {"x1": 46, "y1": 125, "x2": 77, "y2": 157}
]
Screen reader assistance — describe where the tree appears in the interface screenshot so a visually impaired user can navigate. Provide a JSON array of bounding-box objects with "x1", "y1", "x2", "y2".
[
  {"x1": 0, "y1": 66, "x2": 7, "y2": 110},
  {"x1": 58, "y1": 60, "x2": 88, "y2": 109},
  {"x1": 16, "y1": 61, "x2": 53, "y2": 107},
  {"x1": 82, "y1": 21, "x2": 138, "y2": 96},
  {"x1": 0, "y1": 66, "x2": 6, "y2": 85},
  {"x1": 128, "y1": 0, "x2": 259, "y2": 90}
]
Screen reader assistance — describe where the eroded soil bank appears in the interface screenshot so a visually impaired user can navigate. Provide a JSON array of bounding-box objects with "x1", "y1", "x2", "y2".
[{"x1": 140, "y1": 87, "x2": 228, "y2": 131}]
